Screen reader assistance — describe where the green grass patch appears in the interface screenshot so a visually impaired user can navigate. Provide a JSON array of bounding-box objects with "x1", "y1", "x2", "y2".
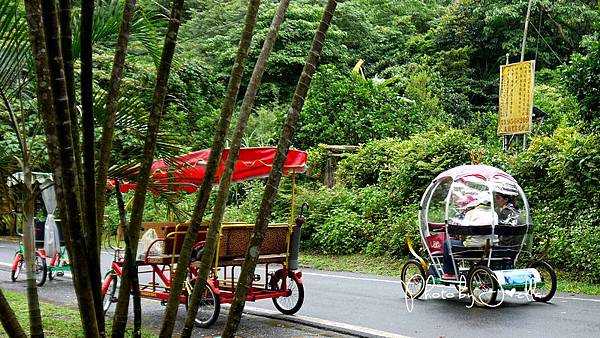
[
  {"x1": 0, "y1": 290, "x2": 157, "y2": 337},
  {"x1": 300, "y1": 251, "x2": 600, "y2": 295},
  {"x1": 556, "y1": 271, "x2": 600, "y2": 295},
  {"x1": 300, "y1": 250, "x2": 406, "y2": 276},
  {"x1": 0, "y1": 236, "x2": 20, "y2": 242}
]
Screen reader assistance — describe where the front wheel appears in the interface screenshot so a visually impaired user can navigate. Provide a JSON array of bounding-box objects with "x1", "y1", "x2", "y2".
[
  {"x1": 48, "y1": 256, "x2": 60, "y2": 280},
  {"x1": 467, "y1": 265, "x2": 498, "y2": 307},
  {"x1": 270, "y1": 270, "x2": 304, "y2": 315},
  {"x1": 102, "y1": 272, "x2": 118, "y2": 315},
  {"x1": 186, "y1": 279, "x2": 220, "y2": 328},
  {"x1": 35, "y1": 253, "x2": 47, "y2": 287},
  {"x1": 10, "y1": 254, "x2": 23, "y2": 282},
  {"x1": 530, "y1": 261, "x2": 557, "y2": 302},
  {"x1": 400, "y1": 259, "x2": 427, "y2": 299}
]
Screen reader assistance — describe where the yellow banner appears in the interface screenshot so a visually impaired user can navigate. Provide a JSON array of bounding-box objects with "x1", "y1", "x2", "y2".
[{"x1": 498, "y1": 60, "x2": 535, "y2": 135}]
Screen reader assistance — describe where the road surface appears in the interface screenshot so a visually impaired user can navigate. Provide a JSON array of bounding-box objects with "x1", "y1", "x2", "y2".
[{"x1": 1, "y1": 240, "x2": 599, "y2": 337}]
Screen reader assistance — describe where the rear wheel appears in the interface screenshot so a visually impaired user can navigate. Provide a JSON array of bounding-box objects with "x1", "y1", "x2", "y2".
[
  {"x1": 467, "y1": 265, "x2": 498, "y2": 306},
  {"x1": 530, "y1": 261, "x2": 557, "y2": 302},
  {"x1": 186, "y1": 279, "x2": 220, "y2": 328},
  {"x1": 35, "y1": 253, "x2": 47, "y2": 287},
  {"x1": 10, "y1": 254, "x2": 23, "y2": 282},
  {"x1": 270, "y1": 270, "x2": 304, "y2": 315},
  {"x1": 400, "y1": 259, "x2": 427, "y2": 299}
]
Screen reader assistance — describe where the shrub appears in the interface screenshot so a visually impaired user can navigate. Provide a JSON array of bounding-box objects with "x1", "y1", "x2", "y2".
[
  {"x1": 365, "y1": 203, "x2": 421, "y2": 258},
  {"x1": 540, "y1": 216, "x2": 600, "y2": 283},
  {"x1": 339, "y1": 130, "x2": 483, "y2": 205},
  {"x1": 513, "y1": 127, "x2": 600, "y2": 212},
  {"x1": 296, "y1": 186, "x2": 365, "y2": 248},
  {"x1": 336, "y1": 138, "x2": 404, "y2": 188},
  {"x1": 312, "y1": 210, "x2": 375, "y2": 254},
  {"x1": 511, "y1": 127, "x2": 600, "y2": 281}
]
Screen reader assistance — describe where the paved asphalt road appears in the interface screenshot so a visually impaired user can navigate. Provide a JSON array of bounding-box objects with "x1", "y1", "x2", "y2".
[{"x1": 1, "y1": 240, "x2": 600, "y2": 338}]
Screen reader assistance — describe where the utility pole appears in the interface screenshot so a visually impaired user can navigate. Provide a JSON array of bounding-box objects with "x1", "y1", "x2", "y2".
[
  {"x1": 520, "y1": 0, "x2": 533, "y2": 62},
  {"x1": 520, "y1": 0, "x2": 533, "y2": 152}
]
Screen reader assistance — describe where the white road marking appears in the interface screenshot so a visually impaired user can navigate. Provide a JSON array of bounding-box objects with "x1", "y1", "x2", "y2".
[
  {"x1": 243, "y1": 305, "x2": 412, "y2": 338},
  {"x1": 554, "y1": 296, "x2": 600, "y2": 303},
  {"x1": 302, "y1": 271, "x2": 403, "y2": 284}
]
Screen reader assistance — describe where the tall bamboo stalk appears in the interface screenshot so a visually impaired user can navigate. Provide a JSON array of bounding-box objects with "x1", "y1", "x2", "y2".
[
  {"x1": 181, "y1": 1, "x2": 290, "y2": 335},
  {"x1": 158, "y1": 1, "x2": 261, "y2": 336},
  {"x1": 110, "y1": 0, "x2": 185, "y2": 336},
  {"x1": 222, "y1": 1, "x2": 338, "y2": 336}
]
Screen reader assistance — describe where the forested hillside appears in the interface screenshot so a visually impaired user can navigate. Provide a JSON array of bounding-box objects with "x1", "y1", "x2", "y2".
[{"x1": 1, "y1": 0, "x2": 599, "y2": 281}]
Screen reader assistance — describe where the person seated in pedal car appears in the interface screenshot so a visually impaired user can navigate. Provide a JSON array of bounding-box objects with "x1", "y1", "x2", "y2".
[
  {"x1": 493, "y1": 182, "x2": 521, "y2": 246},
  {"x1": 442, "y1": 191, "x2": 498, "y2": 279}
]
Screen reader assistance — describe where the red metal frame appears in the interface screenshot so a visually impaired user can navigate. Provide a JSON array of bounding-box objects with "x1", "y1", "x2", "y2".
[{"x1": 103, "y1": 248, "x2": 304, "y2": 307}]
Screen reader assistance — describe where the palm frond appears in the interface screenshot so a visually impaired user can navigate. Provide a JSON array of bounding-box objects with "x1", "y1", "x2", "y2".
[
  {"x1": 0, "y1": 2, "x2": 30, "y2": 96},
  {"x1": 71, "y1": 0, "x2": 165, "y2": 68},
  {"x1": 93, "y1": 86, "x2": 183, "y2": 174}
]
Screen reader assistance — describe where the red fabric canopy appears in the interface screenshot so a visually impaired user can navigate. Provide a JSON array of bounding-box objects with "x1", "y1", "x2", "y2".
[{"x1": 118, "y1": 147, "x2": 308, "y2": 193}]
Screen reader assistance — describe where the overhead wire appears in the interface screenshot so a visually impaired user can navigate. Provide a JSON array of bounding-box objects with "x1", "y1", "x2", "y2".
[{"x1": 529, "y1": 21, "x2": 564, "y2": 65}]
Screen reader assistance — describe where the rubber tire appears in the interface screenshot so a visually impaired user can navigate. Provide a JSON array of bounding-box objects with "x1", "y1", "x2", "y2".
[
  {"x1": 186, "y1": 281, "x2": 220, "y2": 328},
  {"x1": 48, "y1": 259, "x2": 58, "y2": 280},
  {"x1": 11, "y1": 255, "x2": 23, "y2": 282},
  {"x1": 102, "y1": 272, "x2": 118, "y2": 315},
  {"x1": 271, "y1": 270, "x2": 304, "y2": 315},
  {"x1": 467, "y1": 265, "x2": 498, "y2": 307},
  {"x1": 400, "y1": 259, "x2": 427, "y2": 299},
  {"x1": 530, "y1": 260, "x2": 557, "y2": 302},
  {"x1": 35, "y1": 253, "x2": 47, "y2": 287},
  {"x1": 48, "y1": 258, "x2": 63, "y2": 280}
]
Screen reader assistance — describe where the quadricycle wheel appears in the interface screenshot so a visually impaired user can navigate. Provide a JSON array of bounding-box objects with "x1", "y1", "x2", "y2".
[
  {"x1": 467, "y1": 265, "x2": 499, "y2": 306},
  {"x1": 400, "y1": 259, "x2": 427, "y2": 299},
  {"x1": 101, "y1": 271, "x2": 118, "y2": 315},
  {"x1": 10, "y1": 253, "x2": 23, "y2": 282},
  {"x1": 269, "y1": 270, "x2": 304, "y2": 315},
  {"x1": 185, "y1": 278, "x2": 220, "y2": 328},
  {"x1": 529, "y1": 260, "x2": 557, "y2": 302}
]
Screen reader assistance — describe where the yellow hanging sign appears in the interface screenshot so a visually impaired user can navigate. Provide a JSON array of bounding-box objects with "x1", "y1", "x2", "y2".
[{"x1": 498, "y1": 60, "x2": 535, "y2": 135}]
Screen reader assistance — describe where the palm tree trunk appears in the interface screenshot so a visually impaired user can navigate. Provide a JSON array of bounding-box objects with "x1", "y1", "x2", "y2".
[
  {"x1": 158, "y1": 1, "x2": 261, "y2": 336},
  {"x1": 57, "y1": 0, "x2": 83, "y2": 195},
  {"x1": 95, "y1": 0, "x2": 137, "y2": 258},
  {"x1": 110, "y1": 0, "x2": 185, "y2": 336},
  {"x1": 0, "y1": 287, "x2": 26, "y2": 338},
  {"x1": 33, "y1": 1, "x2": 100, "y2": 337},
  {"x1": 181, "y1": 1, "x2": 289, "y2": 335},
  {"x1": 22, "y1": 166, "x2": 44, "y2": 338},
  {"x1": 20, "y1": 1, "x2": 51, "y2": 337},
  {"x1": 222, "y1": 1, "x2": 337, "y2": 336},
  {"x1": 58, "y1": 1, "x2": 105, "y2": 334},
  {"x1": 79, "y1": 2, "x2": 104, "y2": 334},
  {"x1": 114, "y1": 184, "x2": 142, "y2": 338}
]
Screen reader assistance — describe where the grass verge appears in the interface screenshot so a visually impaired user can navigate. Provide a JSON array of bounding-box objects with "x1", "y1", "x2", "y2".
[
  {"x1": 299, "y1": 250, "x2": 600, "y2": 295},
  {"x1": 0, "y1": 290, "x2": 157, "y2": 337}
]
